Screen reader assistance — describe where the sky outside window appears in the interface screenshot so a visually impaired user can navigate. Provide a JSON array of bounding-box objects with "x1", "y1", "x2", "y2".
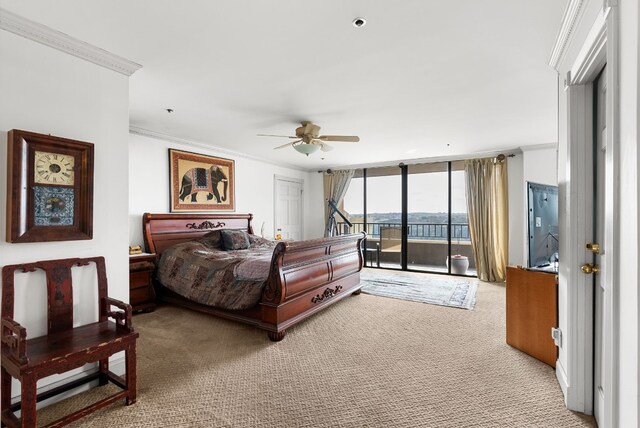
[{"x1": 344, "y1": 172, "x2": 468, "y2": 215}]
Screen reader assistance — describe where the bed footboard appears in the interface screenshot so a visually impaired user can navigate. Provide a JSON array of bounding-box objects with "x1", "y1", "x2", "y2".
[{"x1": 260, "y1": 232, "x2": 366, "y2": 341}]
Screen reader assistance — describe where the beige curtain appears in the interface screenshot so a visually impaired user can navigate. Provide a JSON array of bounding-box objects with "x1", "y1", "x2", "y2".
[
  {"x1": 323, "y1": 169, "x2": 355, "y2": 236},
  {"x1": 464, "y1": 157, "x2": 508, "y2": 282}
]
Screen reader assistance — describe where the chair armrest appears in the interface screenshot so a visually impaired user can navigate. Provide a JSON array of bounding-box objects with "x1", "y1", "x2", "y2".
[
  {"x1": 103, "y1": 297, "x2": 134, "y2": 331},
  {"x1": 1, "y1": 317, "x2": 28, "y2": 364}
]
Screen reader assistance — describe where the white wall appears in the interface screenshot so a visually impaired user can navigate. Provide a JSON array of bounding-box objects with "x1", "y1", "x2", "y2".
[
  {"x1": 616, "y1": 0, "x2": 639, "y2": 422},
  {"x1": 522, "y1": 146, "x2": 558, "y2": 187},
  {"x1": 522, "y1": 146, "x2": 558, "y2": 265},
  {"x1": 306, "y1": 171, "x2": 325, "y2": 238},
  {"x1": 507, "y1": 146, "x2": 558, "y2": 267},
  {"x1": 0, "y1": 30, "x2": 130, "y2": 392},
  {"x1": 129, "y1": 133, "x2": 323, "y2": 247},
  {"x1": 507, "y1": 153, "x2": 524, "y2": 266}
]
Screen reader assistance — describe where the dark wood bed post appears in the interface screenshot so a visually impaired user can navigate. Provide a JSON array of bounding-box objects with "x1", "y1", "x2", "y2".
[
  {"x1": 262, "y1": 242, "x2": 288, "y2": 341},
  {"x1": 142, "y1": 213, "x2": 365, "y2": 342}
]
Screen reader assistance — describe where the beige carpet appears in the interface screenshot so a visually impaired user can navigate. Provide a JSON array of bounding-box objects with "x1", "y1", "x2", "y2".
[{"x1": 36, "y1": 279, "x2": 596, "y2": 427}]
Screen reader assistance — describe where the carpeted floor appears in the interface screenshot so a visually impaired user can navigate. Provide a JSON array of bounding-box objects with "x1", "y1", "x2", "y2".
[
  {"x1": 360, "y1": 268, "x2": 478, "y2": 309},
  {"x1": 37, "y1": 279, "x2": 596, "y2": 427}
]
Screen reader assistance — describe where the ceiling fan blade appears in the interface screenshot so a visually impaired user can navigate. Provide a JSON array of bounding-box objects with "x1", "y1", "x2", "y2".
[
  {"x1": 320, "y1": 142, "x2": 334, "y2": 152},
  {"x1": 273, "y1": 140, "x2": 301, "y2": 149},
  {"x1": 257, "y1": 134, "x2": 299, "y2": 138},
  {"x1": 318, "y1": 135, "x2": 360, "y2": 142}
]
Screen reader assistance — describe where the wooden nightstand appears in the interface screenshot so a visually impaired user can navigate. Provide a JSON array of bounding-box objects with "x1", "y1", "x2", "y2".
[{"x1": 129, "y1": 253, "x2": 157, "y2": 312}]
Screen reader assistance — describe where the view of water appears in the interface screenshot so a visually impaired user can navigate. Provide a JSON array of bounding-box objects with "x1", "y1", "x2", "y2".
[{"x1": 340, "y1": 212, "x2": 471, "y2": 241}]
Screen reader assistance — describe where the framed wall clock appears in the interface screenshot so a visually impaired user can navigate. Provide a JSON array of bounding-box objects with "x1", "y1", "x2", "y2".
[{"x1": 6, "y1": 129, "x2": 94, "y2": 243}]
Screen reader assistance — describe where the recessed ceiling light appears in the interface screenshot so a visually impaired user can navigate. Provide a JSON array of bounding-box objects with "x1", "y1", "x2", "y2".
[{"x1": 352, "y1": 18, "x2": 366, "y2": 28}]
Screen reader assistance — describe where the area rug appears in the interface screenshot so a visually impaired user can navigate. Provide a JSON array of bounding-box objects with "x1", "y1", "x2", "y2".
[{"x1": 360, "y1": 268, "x2": 478, "y2": 309}]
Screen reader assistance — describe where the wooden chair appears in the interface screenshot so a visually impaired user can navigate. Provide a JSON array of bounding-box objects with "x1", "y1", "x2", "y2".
[
  {"x1": 1, "y1": 257, "x2": 139, "y2": 428},
  {"x1": 375, "y1": 226, "x2": 402, "y2": 265},
  {"x1": 379, "y1": 226, "x2": 402, "y2": 252}
]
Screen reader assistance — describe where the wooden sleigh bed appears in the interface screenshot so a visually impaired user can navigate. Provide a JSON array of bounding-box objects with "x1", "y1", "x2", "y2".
[{"x1": 143, "y1": 213, "x2": 365, "y2": 341}]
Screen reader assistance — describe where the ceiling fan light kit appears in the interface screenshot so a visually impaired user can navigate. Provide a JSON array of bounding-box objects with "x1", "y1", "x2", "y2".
[{"x1": 293, "y1": 143, "x2": 320, "y2": 156}]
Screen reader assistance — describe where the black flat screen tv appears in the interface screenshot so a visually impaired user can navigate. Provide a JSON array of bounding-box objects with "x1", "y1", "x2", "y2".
[{"x1": 527, "y1": 182, "x2": 559, "y2": 268}]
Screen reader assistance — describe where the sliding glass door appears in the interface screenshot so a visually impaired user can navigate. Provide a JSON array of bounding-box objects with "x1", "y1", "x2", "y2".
[
  {"x1": 341, "y1": 161, "x2": 475, "y2": 277},
  {"x1": 407, "y1": 163, "x2": 449, "y2": 273},
  {"x1": 365, "y1": 166, "x2": 402, "y2": 270}
]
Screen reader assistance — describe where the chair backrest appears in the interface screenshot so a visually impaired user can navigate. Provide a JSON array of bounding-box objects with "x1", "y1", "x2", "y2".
[
  {"x1": 1, "y1": 257, "x2": 108, "y2": 335},
  {"x1": 379, "y1": 226, "x2": 402, "y2": 252}
]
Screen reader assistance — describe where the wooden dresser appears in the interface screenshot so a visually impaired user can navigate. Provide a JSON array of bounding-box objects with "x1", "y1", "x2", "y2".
[
  {"x1": 506, "y1": 266, "x2": 558, "y2": 367},
  {"x1": 129, "y1": 253, "x2": 157, "y2": 312}
]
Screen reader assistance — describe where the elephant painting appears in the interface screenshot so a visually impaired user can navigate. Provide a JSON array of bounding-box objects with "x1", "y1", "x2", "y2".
[{"x1": 178, "y1": 166, "x2": 228, "y2": 203}]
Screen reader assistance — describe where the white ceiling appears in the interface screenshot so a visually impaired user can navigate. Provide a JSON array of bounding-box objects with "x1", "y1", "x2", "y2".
[{"x1": 2, "y1": 0, "x2": 567, "y2": 170}]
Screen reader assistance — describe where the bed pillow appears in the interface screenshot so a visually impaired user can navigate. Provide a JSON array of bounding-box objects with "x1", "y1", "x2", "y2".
[
  {"x1": 196, "y1": 230, "x2": 223, "y2": 249},
  {"x1": 221, "y1": 229, "x2": 251, "y2": 250},
  {"x1": 248, "y1": 234, "x2": 274, "y2": 247}
]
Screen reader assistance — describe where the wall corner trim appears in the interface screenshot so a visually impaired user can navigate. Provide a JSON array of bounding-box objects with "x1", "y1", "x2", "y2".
[
  {"x1": 549, "y1": 0, "x2": 586, "y2": 70},
  {"x1": 0, "y1": 7, "x2": 142, "y2": 76}
]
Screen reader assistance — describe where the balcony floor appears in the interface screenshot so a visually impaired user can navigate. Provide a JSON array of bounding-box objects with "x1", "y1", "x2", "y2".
[{"x1": 365, "y1": 260, "x2": 477, "y2": 278}]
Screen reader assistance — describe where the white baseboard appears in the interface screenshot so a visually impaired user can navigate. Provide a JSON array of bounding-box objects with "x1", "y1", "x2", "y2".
[
  {"x1": 556, "y1": 359, "x2": 569, "y2": 402},
  {"x1": 556, "y1": 359, "x2": 591, "y2": 414},
  {"x1": 10, "y1": 354, "x2": 126, "y2": 410}
]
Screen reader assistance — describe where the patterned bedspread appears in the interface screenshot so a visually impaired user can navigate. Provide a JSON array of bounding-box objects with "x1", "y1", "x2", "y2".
[{"x1": 156, "y1": 236, "x2": 277, "y2": 310}]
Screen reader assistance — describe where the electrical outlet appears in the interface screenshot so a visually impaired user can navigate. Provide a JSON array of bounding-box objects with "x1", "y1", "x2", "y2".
[{"x1": 551, "y1": 327, "x2": 562, "y2": 347}]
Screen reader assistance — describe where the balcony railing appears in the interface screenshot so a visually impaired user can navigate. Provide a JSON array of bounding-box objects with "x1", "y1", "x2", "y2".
[{"x1": 336, "y1": 222, "x2": 470, "y2": 241}]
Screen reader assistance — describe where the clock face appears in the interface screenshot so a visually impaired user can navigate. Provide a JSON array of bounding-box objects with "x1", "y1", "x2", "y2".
[{"x1": 34, "y1": 151, "x2": 75, "y2": 186}]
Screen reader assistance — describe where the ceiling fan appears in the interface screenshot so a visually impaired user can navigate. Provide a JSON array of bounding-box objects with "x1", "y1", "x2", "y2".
[{"x1": 257, "y1": 122, "x2": 360, "y2": 156}]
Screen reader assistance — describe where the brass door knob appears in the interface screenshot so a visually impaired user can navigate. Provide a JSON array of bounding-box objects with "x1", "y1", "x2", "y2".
[
  {"x1": 581, "y1": 263, "x2": 600, "y2": 274},
  {"x1": 586, "y1": 242, "x2": 600, "y2": 254}
]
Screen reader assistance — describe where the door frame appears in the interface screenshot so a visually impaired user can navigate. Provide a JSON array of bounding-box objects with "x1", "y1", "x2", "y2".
[
  {"x1": 273, "y1": 175, "x2": 304, "y2": 240},
  {"x1": 556, "y1": 3, "x2": 619, "y2": 426}
]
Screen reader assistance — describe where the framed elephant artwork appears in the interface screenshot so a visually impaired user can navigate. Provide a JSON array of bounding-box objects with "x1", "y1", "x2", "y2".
[{"x1": 169, "y1": 149, "x2": 235, "y2": 212}]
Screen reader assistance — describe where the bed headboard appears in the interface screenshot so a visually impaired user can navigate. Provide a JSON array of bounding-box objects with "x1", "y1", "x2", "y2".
[{"x1": 142, "y1": 213, "x2": 254, "y2": 255}]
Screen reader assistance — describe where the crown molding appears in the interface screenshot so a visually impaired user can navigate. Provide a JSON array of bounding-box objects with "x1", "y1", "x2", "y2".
[
  {"x1": 129, "y1": 126, "x2": 308, "y2": 172},
  {"x1": 0, "y1": 7, "x2": 142, "y2": 76},
  {"x1": 519, "y1": 142, "x2": 558, "y2": 152},
  {"x1": 549, "y1": 0, "x2": 586, "y2": 70},
  {"x1": 569, "y1": 9, "x2": 607, "y2": 85}
]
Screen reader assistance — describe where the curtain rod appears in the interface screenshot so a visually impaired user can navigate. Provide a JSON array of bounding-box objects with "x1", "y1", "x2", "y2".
[
  {"x1": 322, "y1": 150, "x2": 521, "y2": 171},
  {"x1": 318, "y1": 153, "x2": 516, "y2": 172}
]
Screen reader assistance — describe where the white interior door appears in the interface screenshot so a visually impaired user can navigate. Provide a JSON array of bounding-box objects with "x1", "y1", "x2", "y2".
[
  {"x1": 274, "y1": 177, "x2": 303, "y2": 240},
  {"x1": 593, "y1": 66, "x2": 608, "y2": 425}
]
